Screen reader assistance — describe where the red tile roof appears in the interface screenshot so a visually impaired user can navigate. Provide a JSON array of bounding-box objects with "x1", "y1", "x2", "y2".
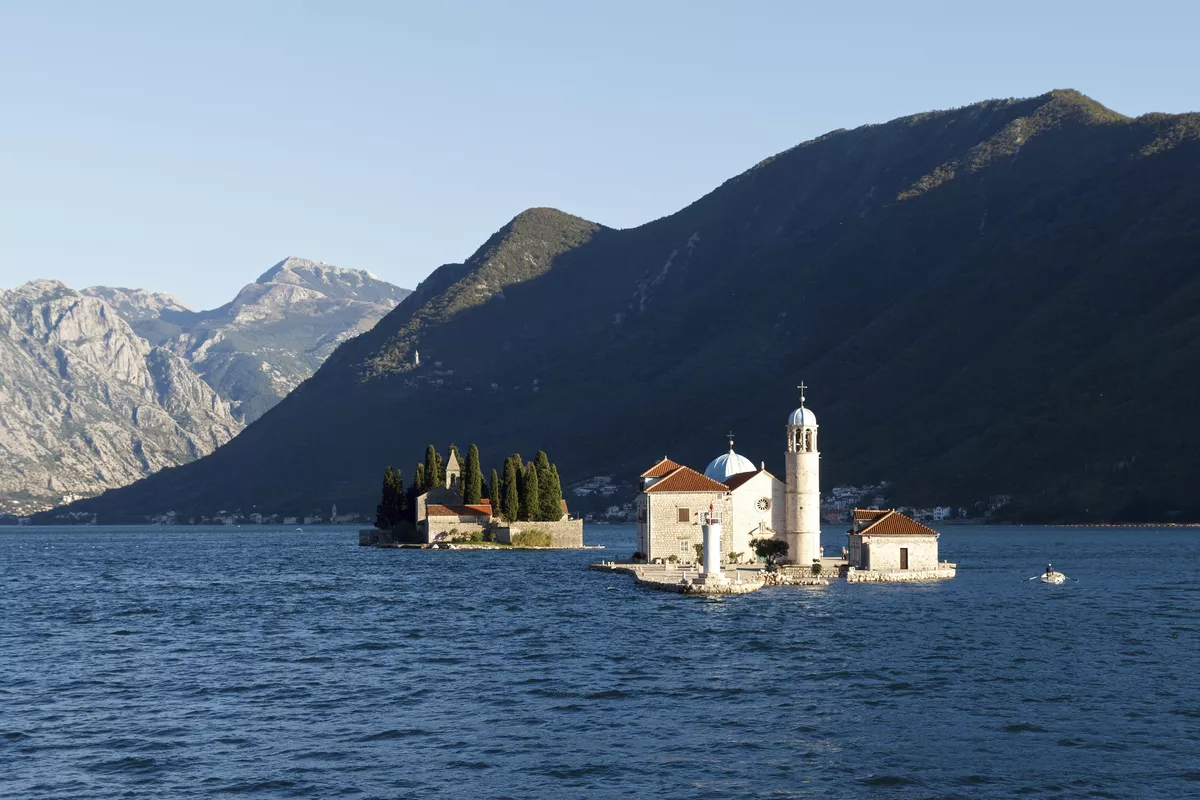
[
  {"x1": 641, "y1": 457, "x2": 683, "y2": 478},
  {"x1": 853, "y1": 508, "x2": 889, "y2": 522},
  {"x1": 857, "y1": 510, "x2": 939, "y2": 536},
  {"x1": 644, "y1": 466, "x2": 730, "y2": 494},
  {"x1": 427, "y1": 503, "x2": 491, "y2": 518}
]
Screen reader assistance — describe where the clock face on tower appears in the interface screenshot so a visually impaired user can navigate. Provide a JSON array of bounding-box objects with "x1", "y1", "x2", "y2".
[{"x1": 756, "y1": 497, "x2": 771, "y2": 511}]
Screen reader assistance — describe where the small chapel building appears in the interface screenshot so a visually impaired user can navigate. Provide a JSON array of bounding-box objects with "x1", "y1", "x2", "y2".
[{"x1": 846, "y1": 508, "x2": 944, "y2": 574}]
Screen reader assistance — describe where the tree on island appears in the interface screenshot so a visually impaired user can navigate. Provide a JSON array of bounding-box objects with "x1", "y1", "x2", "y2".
[
  {"x1": 501, "y1": 459, "x2": 520, "y2": 523},
  {"x1": 462, "y1": 444, "x2": 483, "y2": 504},
  {"x1": 534, "y1": 451, "x2": 552, "y2": 516},
  {"x1": 407, "y1": 463, "x2": 426, "y2": 515},
  {"x1": 423, "y1": 445, "x2": 441, "y2": 491},
  {"x1": 519, "y1": 463, "x2": 539, "y2": 522},
  {"x1": 543, "y1": 464, "x2": 564, "y2": 521},
  {"x1": 750, "y1": 537, "x2": 789, "y2": 566},
  {"x1": 488, "y1": 468, "x2": 500, "y2": 515},
  {"x1": 375, "y1": 466, "x2": 406, "y2": 529}
]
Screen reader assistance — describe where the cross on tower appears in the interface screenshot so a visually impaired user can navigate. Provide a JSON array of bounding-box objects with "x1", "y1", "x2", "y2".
[
  {"x1": 798, "y1": 382, "x2": 808, "y2": 407},
  {"x1": 727, "y1": 431, "x2": 735, "y2": 449}
]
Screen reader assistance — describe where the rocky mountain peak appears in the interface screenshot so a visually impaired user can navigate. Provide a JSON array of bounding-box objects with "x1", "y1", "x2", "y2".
[
  {"x1": 83, "y1": 286, "x2": 192, "y2": 321},
  {"x1": 0, "y1": 286, "x2": 241, "y2": 507}
]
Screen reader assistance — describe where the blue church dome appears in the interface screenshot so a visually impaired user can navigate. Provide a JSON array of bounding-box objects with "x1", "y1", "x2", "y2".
[
  {"x1": 704, "y1": 444, "x2": 757, "y2": 482},
  {"x1": 788, "y1": 407, "x2": 817, "y2": 426}
]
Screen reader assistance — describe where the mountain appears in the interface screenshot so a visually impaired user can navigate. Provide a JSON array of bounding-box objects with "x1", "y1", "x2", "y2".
[
  {"x1": 0, "y1": 281, "x2": 241, "y2": 507},
  {"x1": 56, "y1": 90, "x2": 1200, "y2": 523},
  {"x1": 84, "y1": 258, "x2": 411, "y2": 422}
]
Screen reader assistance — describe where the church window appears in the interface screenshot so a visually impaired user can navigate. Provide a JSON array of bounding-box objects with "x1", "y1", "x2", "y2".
[
  {"x1": 805, "y1": 430, "x2": 813, "y2": 451},
  {"x1": 679, "y1": 540, "x2": 691, "y2": 553},
  {"x1": 756, "y1": 497, "x2": 771, "y2": 511},
  {"x1": 677, "y1": 508, "x2": 691, "y2": 523}
]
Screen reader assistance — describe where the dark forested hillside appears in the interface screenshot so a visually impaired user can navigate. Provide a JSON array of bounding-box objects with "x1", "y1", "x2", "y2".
[{"x1": 59, "y1": 90, "x2": 1200, "y2": 523}]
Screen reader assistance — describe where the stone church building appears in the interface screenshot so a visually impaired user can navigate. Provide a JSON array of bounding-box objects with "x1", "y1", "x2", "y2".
[{"x1": 635, "y1": 390, "x2": 822, "y2": 566}]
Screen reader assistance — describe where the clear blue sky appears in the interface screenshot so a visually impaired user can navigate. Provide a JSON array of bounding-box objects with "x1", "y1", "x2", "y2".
[{"x1": 1, "y1": 0, "x2": 1196, "y2": 310}]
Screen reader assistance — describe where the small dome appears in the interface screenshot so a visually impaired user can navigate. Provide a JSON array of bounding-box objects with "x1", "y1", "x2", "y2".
[
  {"x1": 788, "y1": 407, "x2": 817, "y2": 426},
  {"x1": 704, "y1": 447, "x2": 757, "y2": 482}
]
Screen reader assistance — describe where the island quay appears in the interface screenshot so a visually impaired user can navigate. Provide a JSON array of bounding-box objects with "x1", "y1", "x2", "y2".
[{"x1": 594, "y1": 387, "x2": 957, "y2": 594}]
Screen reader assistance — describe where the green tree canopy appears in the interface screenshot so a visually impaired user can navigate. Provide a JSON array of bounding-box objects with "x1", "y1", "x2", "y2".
[
  {"x1": 375, "y1": 465, "x2": 406, "y2": 529},
  {"x1": 533, "y1": 450, "x2": 552, "y2": 519},
  {"x1": 750, "y1": 537, "x2": 789, "y2": 566},
  {"x1": 542, "y1": 464, "x2": 564, "y2": 521},
  {"x1": 423, "y1": 445, "x2": 441, "y2": 492},
  {"x1": 462, "y1": 444, "x2": 483, "y2": 504},
  {"x1": 488, "y1": 468, "x2": 500, "y2": 515},
  {"x1": 408, "y1": 463, "x2": 426, "y2": 513},
  {"x1": 519, "y1": 463, "x2": 539, "y2": 522},
  {"x1": 501, "y1": 459, "x2": 520, "y2": 523}
]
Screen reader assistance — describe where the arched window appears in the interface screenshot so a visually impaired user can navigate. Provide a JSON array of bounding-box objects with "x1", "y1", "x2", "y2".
[{"x1": 805, "y1": 430, "x2": 813, "y2": 452}]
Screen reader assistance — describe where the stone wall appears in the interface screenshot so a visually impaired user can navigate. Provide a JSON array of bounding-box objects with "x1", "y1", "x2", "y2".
[
  {"x1": 493, "y1": 519, "x2": 584, "y2": 548},
  {"x1": 426, "y1": 518, "x2": 490, "y2": 543},
  {"x1": 846, "y1": 564, "x2": 957, "y2": 582},
  {"x1": 641, "y1": 491, "x2": 732, "y2": 562}
]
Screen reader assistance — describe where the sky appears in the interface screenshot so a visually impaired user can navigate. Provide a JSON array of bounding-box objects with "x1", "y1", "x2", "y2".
[{"x1": 1, "y1": 0, "x2": 1197, "y2": 310}]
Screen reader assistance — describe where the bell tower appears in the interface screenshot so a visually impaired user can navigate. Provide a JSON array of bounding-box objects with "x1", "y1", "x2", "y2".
[{"x1": 784, "y1": 383, "x2": 821, "y2": 566}]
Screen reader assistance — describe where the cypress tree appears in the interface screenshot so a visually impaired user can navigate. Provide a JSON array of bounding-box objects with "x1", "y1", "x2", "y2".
[
  {"x1": 520, "y1": 463, "x2": 539, "y2": 522},
  {"x1": 534, "y1": 450, "x2": 552, "y2": 520},
  {"x1": 501, "y1": 460, "x2": 519, "y2": 523},
  {"x1": 406, "y1": 465, "x2": 424, "y2": 521},
  {"x1": 488, "y1": 469, "x2": 500, "y2": 516},
  {"x1": 395, "y1": 468, "x2": 407, "y2": 514},
  {"x1": 462, "y1": 444, "x2": 483, "y2": 504},
  {"x1": 412, "y1": 463, "x2": 426, "y2": 497},
  {"x1": 423, "y1": 445, "x2": 440, "y2": 491},
  {"x1": 375, "y1": 466, "x2": 396, "y2": 529},
  {"x1": 543, "y1": 464, "x2": 564, "y2": 521}
]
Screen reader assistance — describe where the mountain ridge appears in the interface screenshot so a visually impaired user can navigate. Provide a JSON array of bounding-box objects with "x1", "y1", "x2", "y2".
[
  {"x1": 51, "y1": 89, "x2": 1200, "y2": 522},
  {"x1": 2, "y1": 262, "x2": 410, "y2": 507}
]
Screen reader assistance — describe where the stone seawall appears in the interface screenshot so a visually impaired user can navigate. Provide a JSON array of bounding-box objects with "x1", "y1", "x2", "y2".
[
  {"x1": 589, "y1": 562, "x2": 764, "y2": 594},
  {"x1": 846, "y1": 564, "x2": 957, "y2": 582},
  {"x1": 494, "y1": 519, "x2": 584, "y2": 548}
]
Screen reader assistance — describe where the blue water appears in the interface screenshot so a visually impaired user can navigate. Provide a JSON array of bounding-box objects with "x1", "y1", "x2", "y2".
[{"x1": 1, "y1": 524, "x2": 1198, "y2": 799}]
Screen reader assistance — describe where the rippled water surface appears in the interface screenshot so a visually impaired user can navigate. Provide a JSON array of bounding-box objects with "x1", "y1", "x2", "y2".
[{"x1": 2, "y1": 524, "x2": 1198, "y2": 799}]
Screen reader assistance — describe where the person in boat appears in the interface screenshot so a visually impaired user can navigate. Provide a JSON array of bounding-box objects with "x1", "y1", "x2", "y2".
[{"x1": 1045, "y1": 563, "x2": 1054, "y2": 575}]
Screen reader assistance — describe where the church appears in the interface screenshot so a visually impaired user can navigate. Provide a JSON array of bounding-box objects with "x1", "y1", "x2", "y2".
[{"x1": 635, "y1": 388, "x2": 823, "y2": 566}]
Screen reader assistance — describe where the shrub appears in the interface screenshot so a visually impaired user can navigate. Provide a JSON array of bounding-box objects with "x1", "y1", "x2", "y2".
[
  {"x1": 511, "y1": 528, "x2": 554, "y2": 547},
  {"x1": 751, "y1": 537, "x2": 789, "y2": 566},
  {"x1": 631, "y1": 551, "x2": 646, "y2": 562},
  {"x1": 667, "y1": 554, "x2": 679, "y2": 564},
  {"x1": 728, "y1": 551, "x2": 744, "y2": 564},
  {"x1": 693, "y1": 543, "x2": 704, "y2": 563}
]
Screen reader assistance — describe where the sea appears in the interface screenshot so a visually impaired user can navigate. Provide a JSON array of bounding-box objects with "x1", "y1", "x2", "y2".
[{"x1": 1, "y1": 524, "x2": 1197, "y2": 799}]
